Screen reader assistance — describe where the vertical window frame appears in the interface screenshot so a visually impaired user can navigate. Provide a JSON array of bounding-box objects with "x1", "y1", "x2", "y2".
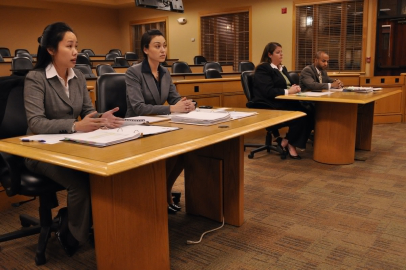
[{"x1": 129, "y1": 17, "x2": 169, "y2": 60}]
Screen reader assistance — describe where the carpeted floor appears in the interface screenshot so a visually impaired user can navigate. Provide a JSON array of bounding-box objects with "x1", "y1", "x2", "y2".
[{"x1": 1, "y1": 123, "x2": 406, "y2": 269}]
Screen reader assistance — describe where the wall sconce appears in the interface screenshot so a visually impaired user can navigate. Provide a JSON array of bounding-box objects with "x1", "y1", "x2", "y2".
[{"x1": 177, "y1": 18, "x2": 187, "y2": 25}]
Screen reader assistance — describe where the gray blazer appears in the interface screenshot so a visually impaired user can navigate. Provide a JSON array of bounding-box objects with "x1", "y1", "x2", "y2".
[
  {"x1": 299, "y1": 64, "x2": 334, "y2": 91},
  {"x1": 24, "y1": 68, "x2": 94, "y2": 134},
  {"x1": 125, "y1": 60, "x2": 181, "y2": 117}
]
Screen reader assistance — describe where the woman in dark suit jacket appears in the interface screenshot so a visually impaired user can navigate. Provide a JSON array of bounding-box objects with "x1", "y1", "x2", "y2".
[
  {"x1": 24, "y1": 22, "x2": 121, "y2": 256},
  {"x1": 125, "y1": 29, "x2": 195, "y2": 214},
  {"x1": 253, "y1": 42, "x2": 313, "y2": 159}
]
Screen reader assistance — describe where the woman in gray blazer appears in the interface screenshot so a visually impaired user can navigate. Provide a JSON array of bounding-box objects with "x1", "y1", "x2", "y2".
[
  {"x1": 125, "y1": 29, "x2": 195, "y2": 214},
  {"x1": 24, "y1": 22, "x2": 121, "y2": 256}
]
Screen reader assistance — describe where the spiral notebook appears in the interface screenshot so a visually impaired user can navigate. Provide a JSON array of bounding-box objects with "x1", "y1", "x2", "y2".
[{"x1": 123, "y1": 116, "x2": 169, "y2": 126}]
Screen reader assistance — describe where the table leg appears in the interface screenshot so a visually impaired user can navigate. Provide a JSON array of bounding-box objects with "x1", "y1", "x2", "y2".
[
  {"x1": 90, "y1": 160, "x2": 170, "y2": 270},
  {"x1": 313, "y1": 102, "x2": 358, "y2": 164},
  {"x1": 356, "y1": 102, "x2": 374, "y2": 151},
  {"x1": 184, "y1": 136, "x2": 244, "y2": 226}
]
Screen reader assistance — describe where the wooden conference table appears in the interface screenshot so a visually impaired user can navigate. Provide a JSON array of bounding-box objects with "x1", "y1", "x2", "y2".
[
  {"x1": 277, "y1": 89, "x2": 401, "y2": 164},
  {"x1": 0, "y1": 108, "x2": 304, "y2": 269}
]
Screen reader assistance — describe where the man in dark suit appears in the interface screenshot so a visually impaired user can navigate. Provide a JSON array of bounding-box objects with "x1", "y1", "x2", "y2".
[{"x1": 300, "y1": 51, "x2": 343, "y2": 91}]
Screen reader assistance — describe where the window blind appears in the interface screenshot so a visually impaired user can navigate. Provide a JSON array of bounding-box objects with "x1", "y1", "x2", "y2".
[
  {"x1": 295, "y1": 1, "x2": 364, "y2": 71},
  {"x1": 132, "y1": 22, "x2": 166, "y2": 60},
  {"x1": 201, "y1": 12, "x2": 249, "y2": 70}
]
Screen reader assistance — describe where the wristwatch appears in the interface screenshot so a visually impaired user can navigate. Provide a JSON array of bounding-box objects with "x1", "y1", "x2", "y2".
[{"x1": 72, "y1": 122, "x2": 76, "y2": 133}]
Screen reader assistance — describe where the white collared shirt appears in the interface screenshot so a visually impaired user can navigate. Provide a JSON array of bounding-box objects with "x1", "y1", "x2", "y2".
[
  {"x1": 270, "y1": 63, "x2": 289, "y2": 95},
  {"x1": 45, "y1": 63, "x2": 77, "y2": 98}
]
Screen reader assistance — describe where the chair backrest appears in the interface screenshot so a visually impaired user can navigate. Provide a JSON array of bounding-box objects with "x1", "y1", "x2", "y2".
[
  {"x1": 11, "y1": 57, "x2": 33, "y2": 76},
  {"x1": 0, "y1": 76, "x2": 27, "y2": 139},
  {"x1": 114, "y1": 57, "x2": 130, "y2": 67},
  {"x1": 0, "y1": 76, "x2": 63, "y2": 198},
  {"x1": 96, "y1": 73, "x2": 127, "y2": 118},
  {"x1": 105, "y1": 52, "x2": 119, "y2": 60},
  {"x1": 74, "y1": 64, "x2": 96, "y2": 78},
  {"x1": 241, "y1": 70, "x2": 271, "y2": 109},
  {"x1": 15, "y1": 49, "x2": 30, "y2": 56},
  {"x1": 288, "y1": 71, "x2": 300, "y2": 85},
  {"x1": 194, "y1": 55, "x2": 207, "y2": 64},
  {"x1": 0, "y1": 47, "x2": 11, "y2": 57},
  {"x1": 96, "y1": 64, "x2": 116, "y2": 76},
  {"x1": 109, "y1": 49, "x2": 122, "y2": 56},
  {"x1": 0, "y1": 76, "x2": 26, "y2": 195},
  {"x1": 172, "y1": 61, "x2": 192, "y2": 73},
  {"x1": 76, "y1": 53, "x2": 91, "y2": 66},
  {"x1": 240, "y1": 71, "x2": 254, "y2": 104},
  {"x1": 124, "y1": 52, "x2": 138, "y2": 60},
  {"x1": 16, "y1": 52, "x2": 33, "y2": 62},
  {"x1": 204, "y1": 68, "x2": 222, "y2": 79},
  {"x1": 238, "y1": 61, "x2": 255, "y2": 72},
  {"x1": 203, "y1": 62, "x2": 223, "y2": 73},
  {"x1": 81, "y1": 49, "x2": 95, "y2": 57}
]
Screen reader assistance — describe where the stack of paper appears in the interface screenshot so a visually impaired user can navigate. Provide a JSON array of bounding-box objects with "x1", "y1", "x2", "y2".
[
  {"x1": 343, "y1": 86, "x2": 374, "y2": 93},
  {"x1": 171, "y1": 111, "x2": 231, "y2": 125},
  {"x1": 228, "y1": 111, "x2": 258, "y2": 120}
]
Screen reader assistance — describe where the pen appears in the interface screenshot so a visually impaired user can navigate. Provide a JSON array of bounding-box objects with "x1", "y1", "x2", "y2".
[{"x1": 21, "y1": 139, "x2": 46, "y2": 143}]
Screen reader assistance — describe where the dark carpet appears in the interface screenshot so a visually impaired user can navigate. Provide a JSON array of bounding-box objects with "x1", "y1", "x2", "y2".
[{"x1": 1, "y1": 123, "x2": 406, "y2": 269}]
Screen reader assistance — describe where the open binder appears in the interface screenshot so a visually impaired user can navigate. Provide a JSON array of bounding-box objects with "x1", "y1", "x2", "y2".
[
  {"x1": 62, "y1": 125, "x2": 180, "y2": 147},
  {"x1": 63, "y1": 128, "x2": 142, "y2": 147}
]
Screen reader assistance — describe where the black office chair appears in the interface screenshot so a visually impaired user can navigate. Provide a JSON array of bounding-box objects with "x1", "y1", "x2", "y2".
[
  {"x1": 74, "y1": 64, "x2": 96, "y2": 78},
  {"x1": 0, "y1": 76, "x2": 64, "y2": 265},
  {"x1": 0, "y1": 47, "x2": 11, "y2": 57},
  {"x1": 105, "y1": 52, "x2": 119, "y2": 60},
  {"x1": 241, "y1": 71, "x2": 286, "y2": 159},
  {"x1": 0, "y1": 54, "x2": 4, "y2": 62},
  {"x1": 96, "y1": 64, "x2": 116, "y2": 76},
  {"x1": 16, "y1": 52, "x2": 33, "y2": 62},
  {"x1": 108, "y1": 49, "x2": 122, "y2": 56},
  {"x1": 203, "y1": 61, "x2": 223, "y2": 73},
  {"x1": 193, "y1": 55, "x2": 207, "y2": 64},
  {"x1": 76, "y1": 53, "x2": 92, "y2": 66},
  {"x1": 11, "y1": 57, "x2": 33, "y2": 76},
  {"x1": 113, "y1": 57, "x2": 130, "y2": 67},
  {"x1": 81, "y1": 49, "x2": 95, "y2": 57},
  {"x1": 96, "y1": 73, "x2": 127, "y2": 118},
  {"x1": 238, "y1": 61, "x2": 255, "y2": 72},
  {"x1": 288, "y1": 71, "x2": 300, "y2": 85},
  {"x1": 14, "y1": 49, "x2": 30, "y2": 56},
  {"x1": 124, "y1": 52, "x2": 138, "y2": 60},
  {"x1": 172, "y1": 61, "x2": 192, "y2": 73},
  {"x1": 95, "y1": 73, "x2": 182, "y2": 204},
  {"x1": 204, "y1": 68, "x2": 222, "y2": 79}
]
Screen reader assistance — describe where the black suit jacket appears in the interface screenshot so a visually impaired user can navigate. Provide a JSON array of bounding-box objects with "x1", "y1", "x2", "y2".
[
  {"x1": 299, "y1": 64, "x2": 334, "y2": 91},
  {"x1": 252, "y1": 62, "x2": 298, "y2": 110}
]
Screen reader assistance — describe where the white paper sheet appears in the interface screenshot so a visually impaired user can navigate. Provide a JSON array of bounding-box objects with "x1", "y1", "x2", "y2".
[{"x1": 297, "y1": 92, "x2": 331, "y2": 97}]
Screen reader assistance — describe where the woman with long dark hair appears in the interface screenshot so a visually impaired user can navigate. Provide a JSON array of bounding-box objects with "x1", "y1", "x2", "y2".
[
  {"x1": 125, "y1": 29, "x2": 195, "y2": 214},
  {"x1": 253, "y1": 42, "x2": 314, "y2": 159},
  {"x1": 24, "y1": 22, "x2": 122, "y2": 256}
]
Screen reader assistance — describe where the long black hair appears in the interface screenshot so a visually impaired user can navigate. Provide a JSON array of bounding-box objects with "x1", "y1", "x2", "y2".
[
  {"x1": 34, "y1": 22, "x2": 75, "y2": 69},
  {"x1": 140, "y1": 29, "x2": 164, "y2": 59}
]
